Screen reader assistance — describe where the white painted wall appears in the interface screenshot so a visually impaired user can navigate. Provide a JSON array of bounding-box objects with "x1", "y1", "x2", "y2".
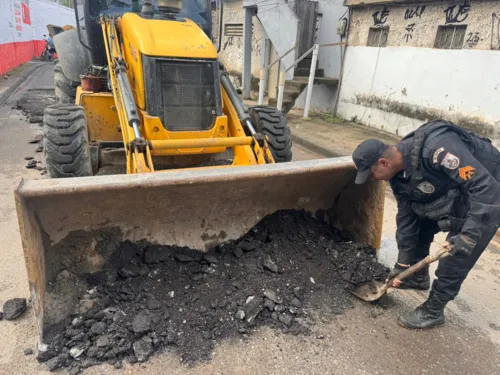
[
  {"x1": 0, "y1": 0, "x2": 75, "y2": 45},
  {"x1": 31, "y1": 0, "x2": 76, "y2": 39},
  {"x1": 247, "y1": 0, "x2": 299, "y2": 80},
  {"x1": 294, "y1": 83, "x2": 336, "y2": 112},
  {"x1": 337, "y1": 46, "x2": 500, "y2": 140},
  {"x1": 292, "y1": 0, "x2": 347, "y2": 112},
  {"x1": 316, "y1": 0, "x2": 347, "y2": 78}
]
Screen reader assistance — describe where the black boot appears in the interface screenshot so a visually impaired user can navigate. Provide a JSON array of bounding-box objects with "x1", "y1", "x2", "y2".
[
  {"x1": 398, "y1": 293, "x2": 446, "y2": 329},
  {"x1": 391, "y1": 264, "x2": 430, "y2": 290}
]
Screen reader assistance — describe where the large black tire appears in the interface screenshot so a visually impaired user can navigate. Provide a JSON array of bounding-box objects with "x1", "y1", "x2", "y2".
[
  {"x1": 43, "y1": 104, "x2": 93, "y2": 178},
  {"x1": 248, "y1": 106, "x2": 292, "y2": 162},
  {"x1": 54, "y1": 63, "x2": 78, "y2": 103}
]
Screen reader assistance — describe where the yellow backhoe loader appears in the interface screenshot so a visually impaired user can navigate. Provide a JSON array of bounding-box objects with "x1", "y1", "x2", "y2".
[{"x1": 15, "y1": 0, "x2": 385, "y2": 345}]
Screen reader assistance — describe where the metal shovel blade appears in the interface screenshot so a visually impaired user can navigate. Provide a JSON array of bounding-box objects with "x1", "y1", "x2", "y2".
[
  {"x1": 348, "y1": 248, "x2": 450, "y2": 302},
  {"x1": 348, "y1": 280, "x2": 389, "y2": 302}
]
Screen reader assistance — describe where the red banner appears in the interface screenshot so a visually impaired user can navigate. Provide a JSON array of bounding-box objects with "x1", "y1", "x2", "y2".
[{"x1": 22, "y1": 3, "x2": 31, "y2": 25}]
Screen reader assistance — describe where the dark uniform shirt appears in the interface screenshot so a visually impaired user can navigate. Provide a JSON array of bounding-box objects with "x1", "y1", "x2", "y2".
[{"x1": 390, "y1": 126, "x2": 500, "y2": 264}]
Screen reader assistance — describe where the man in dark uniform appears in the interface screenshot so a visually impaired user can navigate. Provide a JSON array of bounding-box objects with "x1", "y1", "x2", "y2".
[{"x1": 352, "y1": 120, "x2": 500, "y2": 329}]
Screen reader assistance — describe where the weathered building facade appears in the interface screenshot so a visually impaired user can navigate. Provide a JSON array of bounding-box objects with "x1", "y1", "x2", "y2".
[
  {"x1": 338, "y1": 0, "x2": 500, "y2": 143},
  {"x1": 213, "y1": 0, "x2": 346, "y2": 111}
]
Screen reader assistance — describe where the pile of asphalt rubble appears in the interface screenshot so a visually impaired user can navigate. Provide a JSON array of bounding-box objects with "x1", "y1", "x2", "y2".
[{"x1": 38, "y1": 210, "x2": 388, "y2": 374}]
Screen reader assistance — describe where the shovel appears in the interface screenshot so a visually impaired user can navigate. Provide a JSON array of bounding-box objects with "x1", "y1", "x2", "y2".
[{"x1": 349, "y1": 247, "x2": 450, "y2": 302}]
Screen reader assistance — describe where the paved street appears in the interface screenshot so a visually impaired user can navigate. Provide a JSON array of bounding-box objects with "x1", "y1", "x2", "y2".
[{"x1": 0, "y1": 63, "x2": 499, "y2": 375}]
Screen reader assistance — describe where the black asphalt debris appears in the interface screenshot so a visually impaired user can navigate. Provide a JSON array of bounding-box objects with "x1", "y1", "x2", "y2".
[
  {"x1": 25, "y1": 160, "x2": 37, "y2": 169},
  {"x1": 39, "y1": 210, "x2": 388, "y2": 372},
  {"x1": 3, "y1": 298, "x2": 27, "y2": 320}
]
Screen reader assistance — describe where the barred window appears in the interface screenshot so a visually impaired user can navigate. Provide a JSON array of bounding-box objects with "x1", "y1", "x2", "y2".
[
  {"x1": 434, "y1": 25, "x2": 467, "y2": 49},
  {"x1": 367, "y1": 27, "x2": 389, "y2": 47}
]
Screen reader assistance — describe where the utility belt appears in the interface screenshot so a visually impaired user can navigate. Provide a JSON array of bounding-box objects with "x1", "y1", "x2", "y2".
[{"x1": 412, "y1": 189, "x2": 468, "y2": 232}]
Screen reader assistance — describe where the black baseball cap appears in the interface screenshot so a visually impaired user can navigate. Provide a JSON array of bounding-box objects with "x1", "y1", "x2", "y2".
[{"x1": 352, "y1": 139, "x2": 386, "y2": 184}]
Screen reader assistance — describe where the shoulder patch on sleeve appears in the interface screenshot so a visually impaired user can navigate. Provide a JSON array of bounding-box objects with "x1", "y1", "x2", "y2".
[
  {"x1": 440, "y1": 152, "x2": 460, "y2": 170},
  {"x1": 432, "y1": 147, "x2": 445, "y2": 164},
  {"x1": 459, "y1": 166, "x2": 476, "y2": 180}
]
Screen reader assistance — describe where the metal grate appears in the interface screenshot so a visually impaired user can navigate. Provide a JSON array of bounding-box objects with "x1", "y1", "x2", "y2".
[
  {"x1": 156, "y1": 60, "x2": 219, "y2": 131},
  {"x1": 434, "y1": 25, "x2": 467, "y2": 49},
  {"x1": 224, "y1": 23, "x2": 243, "y2": 37}
]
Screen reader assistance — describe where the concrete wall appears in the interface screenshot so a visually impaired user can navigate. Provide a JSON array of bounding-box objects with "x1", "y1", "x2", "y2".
[
  {"x1": 294, "y1": 83, "x2": 337, "y2": 112},
  {"x1": 0, "y1": 0, "x2": 75, "y2": 74},
  {"x1": 217, "y1": 0, "x2": 265, "y2": 90},
  {"x1": 250, "y1": 0, "x2": 299, "y2": 80},
  {"x1": 338, "y1": 0, "x2": 500, "y2": 143},
  {"x1": 214, "y1": 0, "x2": 348, "y2": 103},
  {"x1": 292, "y1": 0, "x2": 347, "y2": 112},
  {"x1": 316, "y1": 0, "x2": 346, "y2": 78}
]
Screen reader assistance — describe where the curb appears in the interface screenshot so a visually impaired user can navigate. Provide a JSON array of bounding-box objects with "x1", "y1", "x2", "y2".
[
  {"x1": 0, "y1": 63, "x2": 45, "y2": 106},
  {"x1": 291, "y1": 134, "x2": 344, "y2": 158}
]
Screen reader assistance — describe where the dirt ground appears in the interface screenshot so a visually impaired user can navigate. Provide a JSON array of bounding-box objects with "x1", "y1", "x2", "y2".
[{"x1": 0, "y1": 62, "x2": 499, "y2": 375}]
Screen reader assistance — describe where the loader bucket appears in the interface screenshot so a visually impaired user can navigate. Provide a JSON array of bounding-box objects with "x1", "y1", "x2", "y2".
[{"x1": 15, "y1": 157, "x2": 385, "y2": 343}]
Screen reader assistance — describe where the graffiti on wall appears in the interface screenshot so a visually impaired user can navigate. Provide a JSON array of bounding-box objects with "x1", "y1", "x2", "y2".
[
  {"x1": 372, "y1": 7, "x2": 390, "y2": 26},
  {"x1": 444, "y1": 2, "x2": 470, "y2": 24},
  {"x1": 402, "y1": 6, "x2": 425, "y2": 43},
  {"x1": 466, "y1": 32, "x2": 480, "y2": 48},
  {"x1": 404, "y1": 6, "x2": 425, "y2": 20},
  {"x1": 404, "y1": 23, "x2": 415, "y2": 42}
]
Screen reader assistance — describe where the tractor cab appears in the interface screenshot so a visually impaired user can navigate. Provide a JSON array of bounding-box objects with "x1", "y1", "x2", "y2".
[{"x1": 75, "y1": 0, "x2": 213, "y2": 65}]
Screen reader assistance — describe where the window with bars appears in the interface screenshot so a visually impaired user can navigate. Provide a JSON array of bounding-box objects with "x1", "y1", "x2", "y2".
[
  {"x1": 434, "y1": 25, "x2": 467, "y2": 49},
  {"x1": 367, "y1": 27, "x2": 389, "y2": 47},
  {"x1": 224, "y1": 23, "x2": 243, "y2": 37}
]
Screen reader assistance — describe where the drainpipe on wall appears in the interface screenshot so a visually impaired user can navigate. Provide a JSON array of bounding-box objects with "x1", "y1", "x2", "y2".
[
  {"x1": 242, "y1": 6, "x2": 256, "y2": 99},
  {"x1": 333, "y1": 8, "x2": 352, "y2": 117}
]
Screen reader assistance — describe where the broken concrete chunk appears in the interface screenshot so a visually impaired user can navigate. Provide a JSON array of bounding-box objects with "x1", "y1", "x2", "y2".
[
  {"x1": 69, "y1": 346, "x2": 86, "y2": 358},
  {"x1": 293, "y1": 287, "x2": 304, "y2": 301},
  {"x1": 132, "y1": 312, "x2": 151, "y2": 334},
  {"x1": 133, "y1": 340, "x2": 153, "y2": 362},
  {"x1": 263, "y1": 289, "x2": 282, "y2": 304},
  {"x1": 264, "y1": 299, "x2": 276, "y2": 311},
  {"x1": 278, "y1": 313, "x2": 293, "y2": 327},
  {"x1": 96, "y1": 335, "x2": 110, "y2": 347},
  {"x1": 235, "y1": 310, "x2": 245, "y2": 320},
  {"x1": 262, "y1": 255, "x2": 278, "y2": 273},
  {"x1": 243, "y1": 296, "x2": 264, "y2": 323},
  {"x1": 46, "y1": 356, "x2": 61, "y2": 371},
  {"x1": 90, "y1": 322, "x2": 107, "y2": 335},
  {"x1": 146, "y1": 299, "x2": 162, "y2": 310},
  {"x1": 233, "y1": 247, "x2": 244, "y2": 259},
  {"x1": 3, "y1": 298, "x2": 27, "y2": 320}
]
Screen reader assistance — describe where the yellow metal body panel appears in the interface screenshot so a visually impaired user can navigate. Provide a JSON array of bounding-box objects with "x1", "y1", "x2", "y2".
[
  {"x1": 94, "y1": 16, "x2": 272, "y2": 173},
  {"x1": 119, "y1": 13, "x2": 217, "y2": 110},
  {"x1": 119, "y1": 13, "x2": 217, "y2": 59},
  {"x1": 76, "y1": 88, "x2": 121, "y2": 142},
  {"x1": 140, "y1": 112, "x2": 228, "y2": 156}
]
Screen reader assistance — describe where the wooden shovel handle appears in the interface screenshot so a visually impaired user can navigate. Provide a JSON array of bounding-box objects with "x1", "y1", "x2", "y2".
[{"x1": 392, "y1": 247, "x2": 450, "y2": 284}]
